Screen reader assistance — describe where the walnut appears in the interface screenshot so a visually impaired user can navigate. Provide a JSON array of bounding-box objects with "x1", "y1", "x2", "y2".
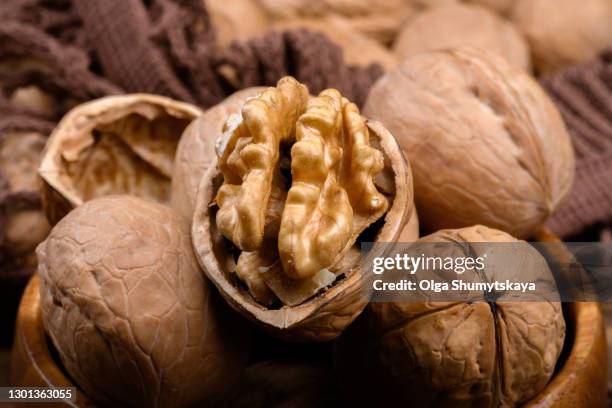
[
  {"x1": 215, "y1": 77, "x2": 309, "y2": 251},
  {"x1": 172, "y1": 88, "x2": 266, "y2": 220},
  {"x1": 192, "y1": 77, "x2": 416, "y2": 341},
  {"x1": 512, "y1": 0, "x2": 612, "y2": 73},
  {"x1": 335, "y1": 225, "x2": 566, "y2": 407},
  {"x1": 364, "y1": 47, "x2": 575, "y2": 239},
  {"x1": 37, "y1": 196, "x2": 248, "y2": 407},
  {"x1": 466, "y1": 0, "x2": 515, "y2": 15},
  {"x1": 259, "y1": 0, "x2": 416, "y2": 46},
  {"x1": 207, "y1": 0, "x2": 271, "y2": 47},
  {"x1": 39, "y1": 94, "x2": 202, "y2": 225},
  {"x1": 273, "y1": 17, "x2": 398, "y2": 70},
  {"x1": 393, "y1": 3, "x2": 530, "y2": 70}
]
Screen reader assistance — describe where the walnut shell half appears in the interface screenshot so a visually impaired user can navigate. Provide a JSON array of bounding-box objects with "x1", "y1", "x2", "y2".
[
  {"x1": 192, "y1": 118, "x2": 414, "y2": 341},
  {"x1": 39, "y1": 94, "x2": 202, "y2": 225}
]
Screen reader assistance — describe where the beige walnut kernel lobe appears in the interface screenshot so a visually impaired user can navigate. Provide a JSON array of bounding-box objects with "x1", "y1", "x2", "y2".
[
  {"x1": 215, "y1": 77, "x2": 309, "y2": 251},
  {"x1": 278, "y1": 89, "x2": 388, "y2": 280}
]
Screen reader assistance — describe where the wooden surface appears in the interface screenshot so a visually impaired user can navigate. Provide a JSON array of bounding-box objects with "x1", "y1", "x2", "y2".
[
  {"x1": 525, "y1": 302, "x2": 607, "y2": 408},
  {"x1": 10, "y1": 230, "x2": 609, "y2": 407},
  {"x1": 527, "y1": 229, "x2": 608, "y2": 407}
]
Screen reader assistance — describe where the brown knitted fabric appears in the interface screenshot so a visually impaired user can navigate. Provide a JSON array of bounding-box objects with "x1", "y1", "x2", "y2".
[
  {"x1": 542, "y1": 50, "x2": 612, "y2": 238},
  {"x1": 0, "y1": 0, "x2": 383, "y2": 279},
  {"x1": 72, "y1": 0, "x2": 383, "y2": 109},
  {"x1": 222, "y1": 29, "x2": 383, "y2": 107}
]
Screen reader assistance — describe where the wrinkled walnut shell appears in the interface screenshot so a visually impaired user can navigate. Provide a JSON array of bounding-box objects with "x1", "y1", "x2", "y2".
[
  {"x1": 192, "y1": 120, "x2": 414, "y2": 341},
  {"x1": 39, "y1": 94, "x2": 202, "y2": 225},
  {"x1": 38, "y1": 196, "x2": 248, "y2": 407},
  {"x1": 335, "y1": 225, "x2": 566, "y2": 407},
  {"x1": 364, "y1": 47, "x2": 575, "y2": 239}
]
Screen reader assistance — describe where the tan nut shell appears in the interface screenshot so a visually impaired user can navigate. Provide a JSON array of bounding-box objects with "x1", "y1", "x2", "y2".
[
  {"x1": 393, "y1": 3, "x2": 530, "y2": 70},
  {"x1": 273, "y1": 17, "x2": 398, "y2": 70},
  {"x1": 171, "y1": 87, "x2": 266, "y2": 220},
  {"x1": 364, "y1": 47, "x2": 575, "y2": 239},
  {"x1": 39, "y1": 94, "x2": 202, "y2": 225},
  {"x1": 260, "y1": 0, "x2": 415, "y2": 46},
  {"x1": 466, "y1": 0, "x2": 515, "y2": 15},
  {"x1": 37, "y1": 196, "x2": 248, "y2": 407},
  {"x1": 335, "y1": 225, "x2": 565, "y2": 407},
  {"x1": 192, "y1": 120, "x2": 414, "y2": 341},
  {"x1": 512, "y1": 0, "x2": 612, "y2": 73},
  {"x1": 207, "y1": 0, "x2": 271, "y2": 47}
]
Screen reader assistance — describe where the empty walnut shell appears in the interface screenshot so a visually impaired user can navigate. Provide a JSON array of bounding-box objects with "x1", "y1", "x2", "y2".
[
  {"x1": 38, "y1": 94, "x2": 202, "y2": 225},
  {"x1": 364, "y1": 47, "x2": 575, "y2": 239},
  {"x1": 37, "y1": 196, "x2": 248, "y2": 407},
  {"x1": 192, "y1": 119, "x2": 414, "y2": 341},
  {"x1": 172, "y1": 88, "x2": 266, "y2": 220},
  {"x1": 335, "y1": 225, "x2": 566, "y2": 407}
]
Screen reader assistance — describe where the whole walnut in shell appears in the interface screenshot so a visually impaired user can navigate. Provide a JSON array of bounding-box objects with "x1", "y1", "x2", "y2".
[
  {"x1": 364, "y1": 48, "x2": 575, "y2": 239},
  {"x1": 258, "y1": 0, "x2": 416, "y2": 45},
  {"x1": 172, "y1": 87, "x2": 266, "y2": 220},
  {"x1": 39, "y1": 94, "x2": 202, "y2": 225},
  {"x1": 37, "y1": 196, "x2": 248, "y2": 407},
  {"x1": 273, "y1": 17, "x2": 398, "y2": 71},
  {"x1": 512, "y1": 0, "x2": 612, "y2": 73},
  {"x1": 335, "y1": 225, "x2": 566, "y2": 407},
  {"x1": 393, "y1": 3, "x2": 530, "y2": 70},
  {"x1": 192, "y1": 77, "x2": 416, "y2": 341},
  {"x1": 465, "y1": 0, "x2": 515, "y2": 15}
]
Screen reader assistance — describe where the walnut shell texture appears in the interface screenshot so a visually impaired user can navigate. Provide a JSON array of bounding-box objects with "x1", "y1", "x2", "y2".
[
  {"x1": 512, "y1": 0, "x2": 612, "y2": 74},
  {"x1": 37, "y1": 196, "x2": 248, "y2": 407},
  {"x1": 171, "y1": 87, "x2": 266, "y2": 220},
  {"x1": 335, "y1": 225, "x2": 566, "y2": 407},
  {"x1": 39, "y1": 94, "x2": 202, "y2": 225},
  {"x1": 466, "y1": 0, "x2": 515, "y2": 15},
  {"x1": 192, "y1": 117, "x2": 414, "y2": 341},
  {"x1": 258, "y1": 0, "x2": 415, "y2": 45},
  {"x1": 364, "y1": 47, "x2": 575, "y2": 239},
  {"x1": 393, "y1": 3, "x2": 530, "y2": 71}
]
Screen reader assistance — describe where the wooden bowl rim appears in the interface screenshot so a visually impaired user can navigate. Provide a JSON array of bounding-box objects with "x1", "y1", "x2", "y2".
[{"x1": 12, "y1": 229, "x2": 607, "y2": 407}]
